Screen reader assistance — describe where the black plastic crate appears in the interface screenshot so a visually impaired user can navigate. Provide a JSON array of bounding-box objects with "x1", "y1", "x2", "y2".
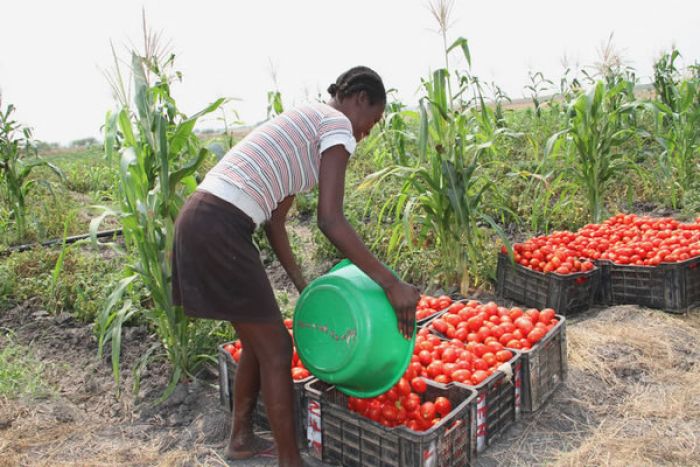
[
  {"x1": 597, "y1": 257, "x2": 700, "y2": 313},
  {"x1": 462, "y1": 352, "x2": 522, "y2": 453},
  {"x1": 496, "y1": 252, "x2": 601, "y2": 316},
  {"x1": 217, "y1": 343, "x2": 314, "y2": 449},
  {"x1": 305, "y1": 379, "x2": 477, "y2": 467},
  {"x1": 419, "y1": 317, "x2": 522, "y2": 452},
  {"x1": 508, "y1": 315, "x2": 567, "y2": 412}
]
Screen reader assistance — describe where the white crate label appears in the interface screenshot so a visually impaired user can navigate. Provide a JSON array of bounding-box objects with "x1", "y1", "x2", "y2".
[
  {"x1": 476, "y1": 392, "x2": 487, "y2": 452},
  {"x1": 514, "y1": 360, "x2": 522, "y2": 415},
  {"x1": 307, "y1": 399, "x2": 322, "y2": 458},
  {"x1": 423, "y1": 440, "x2": 437, "y2": 467},
  {"x1": 219, "y1": 354, "x2": 229, "y2": 401}
]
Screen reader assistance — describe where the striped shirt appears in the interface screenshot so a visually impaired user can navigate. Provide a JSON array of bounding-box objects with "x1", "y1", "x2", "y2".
[{"x1": 198, "y1": 103, "x2": 356, "y2": 227}]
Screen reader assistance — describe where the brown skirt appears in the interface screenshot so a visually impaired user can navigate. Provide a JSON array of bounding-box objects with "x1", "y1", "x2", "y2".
[{"x1": 172, "y1": 190, "x2": 281, "y2": 323}]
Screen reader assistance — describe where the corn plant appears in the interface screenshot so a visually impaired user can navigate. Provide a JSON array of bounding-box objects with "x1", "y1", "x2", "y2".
[
  {"x1": 546, "y1": 79, "x2": 639, "y2": 223},
  {"x1": 363, "y1": 37, "x2": 511, "y2": 293},
  {"x1": 651, "y1": 50, "x2": 700, "y2": 208},
  {"x1": 93, "y1": 27, "x2": 224, "y2": 398},
  {"x1": 653, "y1": 49, "x2": 682, "y2": 113},
  {"x1": 0, "y1": 98, "x2": 63, "y2": 242}
]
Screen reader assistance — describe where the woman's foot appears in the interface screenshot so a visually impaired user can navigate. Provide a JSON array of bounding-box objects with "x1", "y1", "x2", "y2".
[{"x1": 225, "y1": 433, "x2": 276, "y2": 460}]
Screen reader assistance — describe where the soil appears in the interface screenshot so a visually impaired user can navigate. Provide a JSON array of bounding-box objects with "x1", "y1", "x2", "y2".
[{"x1": 0, "y1": 299, "x2": 238, "y2": 466}]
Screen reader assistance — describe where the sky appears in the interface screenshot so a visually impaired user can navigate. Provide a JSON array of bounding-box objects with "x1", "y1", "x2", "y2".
[{"x1": 1, "y1": 0, "x2": 698, "y2": 145}]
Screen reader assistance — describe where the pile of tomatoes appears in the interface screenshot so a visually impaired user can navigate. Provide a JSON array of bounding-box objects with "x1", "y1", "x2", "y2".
[
  {"x1": 507, "y1": 214, "x2": 700, "y2": 274},
  {"x1": 347, "y1": 376, "x2": 454, "y2": 431},
  {"x1": 222, "y1": 318, "x2": 311, "y2": 381},
  {"x1": 416, "y1": 294, "x2": 453, "y2": 321},
  {"x1": 427, "y1": 301, "x2": 558, "y2": 353},
  {"x1": 346, "y1": 300, "x2": 559, "y2": 429}
]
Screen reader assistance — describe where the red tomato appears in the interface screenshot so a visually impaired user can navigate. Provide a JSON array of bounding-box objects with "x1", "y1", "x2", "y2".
[
  {"x1": 432, "y1": 319, "x2": 448, "y2": 335},
  {"x1": 467, "y1": 316, "x2": 483, "y2": 332},
  {"x1": 506, "y1": 339, "x2": 521, "y2": 349},
  {"x1": 434, "y1": 397, "x2": 452, "y2": 418},
  {"x1": 427, "y1": 361, "x2": 444, "y2": 379},
  {"x1": 473, "y1": 358, "x2": 489, "y2": 371},
  {"x1": 496, "y1": 349, "x2": 513, "y2": 362},
  {"x1": 471, "y1": 370, "x2": 489, "y2": 385},
  {"x1": 441, "y1": 347, "x2": 458, "y2": 363},
  {"x1": 486, "y1": 341, "x2": 504, "y2": 354},
  {"x1": 524, "y1": 308, "x2": 540, "y2": 323},
  {"x1": 397, "y1": 377, "x2": 412, "y2": 396},
  {"x1": 411, "y1": 377, "x2": 427, "y2": 394},
  {"x1": 368, "y1": 404, "x2": 382, "y2": 422},
  {"x1": 433, "y1": 374, "x2": 450, "y2": 384},
  {"x1": 482, "y1": 352, "x2": 497, "y2": 368},
  {"x1": 406, "y1": 419, "x2": 421, "y2": 431},
  {"x1": 450, "y1": 369, "x2": 472, "y2": 383},
  {"x1": 404, "y1": 393, "x2": 421, "y2": 412},
  {"x1": 527, "y1": 327, "x2": 546, "y2": 345},
  {"x1": 515, "y1": 317, "x2": 535, "y2": 335},
  {"x1": 539, "y1": 308, "x2": 556, "y2": 323},
  {"x1": 420, "y1": 402, "x2": 436, "y2": 421},
  {"x1": 354, "y1": 398, "x2": 368, "y2": 414},
  {"x1": 291, "y1": 367, "x2": 310, "y2": 380},
  {"x1": 382, "y1": 403, "x2": 398, "y2": 421},
  {"x1": 418, "y1": 350, "x2": 432, "y2": 366}
]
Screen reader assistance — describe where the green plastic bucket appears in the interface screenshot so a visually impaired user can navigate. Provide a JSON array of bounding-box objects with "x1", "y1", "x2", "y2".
[{"x1": 293, "y1": 259, "x2": 415, "y2": 398}]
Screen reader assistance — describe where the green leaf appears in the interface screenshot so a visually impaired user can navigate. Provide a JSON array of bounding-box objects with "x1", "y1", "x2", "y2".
[
  {"x1": 111, "y1": 299, "x2": 138, "y2": 396},
  {"x1": 447, "y1": 37, "x2": 471, "y2": 68},
  {"x1": 168, "y1": 147, "x2": 208, "y2": 190}
]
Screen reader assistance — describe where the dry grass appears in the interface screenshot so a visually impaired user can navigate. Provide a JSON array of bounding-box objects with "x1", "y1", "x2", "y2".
[
  {"x1": 0, "y1": 398, "x2": 230, "y2": 466},
  {"x1": 554, "y1": 306, "x2": 700, "y2": 466}
]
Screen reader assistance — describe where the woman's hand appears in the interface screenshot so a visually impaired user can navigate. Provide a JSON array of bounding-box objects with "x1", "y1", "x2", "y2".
[{"x1": 384, "y1": 279, "x2": 420, "y2": 339}]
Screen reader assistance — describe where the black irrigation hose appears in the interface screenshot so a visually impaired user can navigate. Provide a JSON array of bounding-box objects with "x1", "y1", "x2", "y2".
[{"x1": 0, "y1": 228, "x2": 123, "y2": 256}]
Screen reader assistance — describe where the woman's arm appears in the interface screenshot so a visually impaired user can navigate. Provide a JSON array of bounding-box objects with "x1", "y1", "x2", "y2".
[
  {"x1": 317, "y1": 145, "x2": 419, "y2": 338},
  {"x1": 264, "y1": 195, "x2": 307, "y2": 293}
]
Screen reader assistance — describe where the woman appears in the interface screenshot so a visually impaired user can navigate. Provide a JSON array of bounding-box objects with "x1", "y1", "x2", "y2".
[{"x1": 172, "y1": 66, "x2": 420, "y2": 467}]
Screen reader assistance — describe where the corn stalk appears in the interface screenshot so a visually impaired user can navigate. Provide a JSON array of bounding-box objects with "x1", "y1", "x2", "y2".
[
  {"x1": 651, "y1": 50, "x2": 700, "y2": 208},
  {"x1": 93, "y1": 33, "x2": 224, "y2": 398},
  {"x1": 0, "y1": 98, "x2": 63, "y2": 242},
  {"x1": 546, "y1": 80, "x2": 639, "y2": 223},
  {"x1": 362, "y1": 37, "x2": 512, "y2": 293}
]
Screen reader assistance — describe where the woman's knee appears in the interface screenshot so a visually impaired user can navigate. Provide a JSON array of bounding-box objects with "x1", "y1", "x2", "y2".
[
  {"x1": 263, "y1": 329, "x2": 293, "y2": 369},
  {"x1": 236, "y1": 321, "x2": 293, "y2": 368}
]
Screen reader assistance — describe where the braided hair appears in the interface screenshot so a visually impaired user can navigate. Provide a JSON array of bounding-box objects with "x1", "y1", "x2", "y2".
[{"x1": 327, "y1": 66, "x2": 386, "y2": 106}]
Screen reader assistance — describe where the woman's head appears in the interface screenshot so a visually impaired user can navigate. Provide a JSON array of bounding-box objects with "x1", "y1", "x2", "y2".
[{"x1": 328, "y1": 66, "x2": 386, "y2": 141}]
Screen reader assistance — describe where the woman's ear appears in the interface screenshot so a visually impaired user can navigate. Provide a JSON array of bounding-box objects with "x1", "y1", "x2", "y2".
[{"x1": 356, "y1": 90, "x2": 369, "y2": 106}]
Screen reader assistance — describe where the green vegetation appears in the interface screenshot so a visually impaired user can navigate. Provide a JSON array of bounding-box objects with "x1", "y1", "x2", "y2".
[
  {"x1": 0, "y1": 99, "x2": 64, "y2": 244},
  {"x1": 92, "y1": 27, "x2": 226, "y2": 397},
  {"x1": 0, "y1": 333, "x2": 54, "y2": 398}
]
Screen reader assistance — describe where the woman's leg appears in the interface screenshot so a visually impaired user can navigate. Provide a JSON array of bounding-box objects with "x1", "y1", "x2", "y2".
[
  {"x1": 233, "y1": 320, "x2": 301, "y2": 467},
  {"x1": 225, "y1": 325, "x2": 268, "y2": 459}
]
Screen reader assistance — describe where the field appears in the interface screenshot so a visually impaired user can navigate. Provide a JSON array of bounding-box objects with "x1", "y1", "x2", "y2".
[{"x1": 1, "y1": 12, "x2": 699, "y2": 466}]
